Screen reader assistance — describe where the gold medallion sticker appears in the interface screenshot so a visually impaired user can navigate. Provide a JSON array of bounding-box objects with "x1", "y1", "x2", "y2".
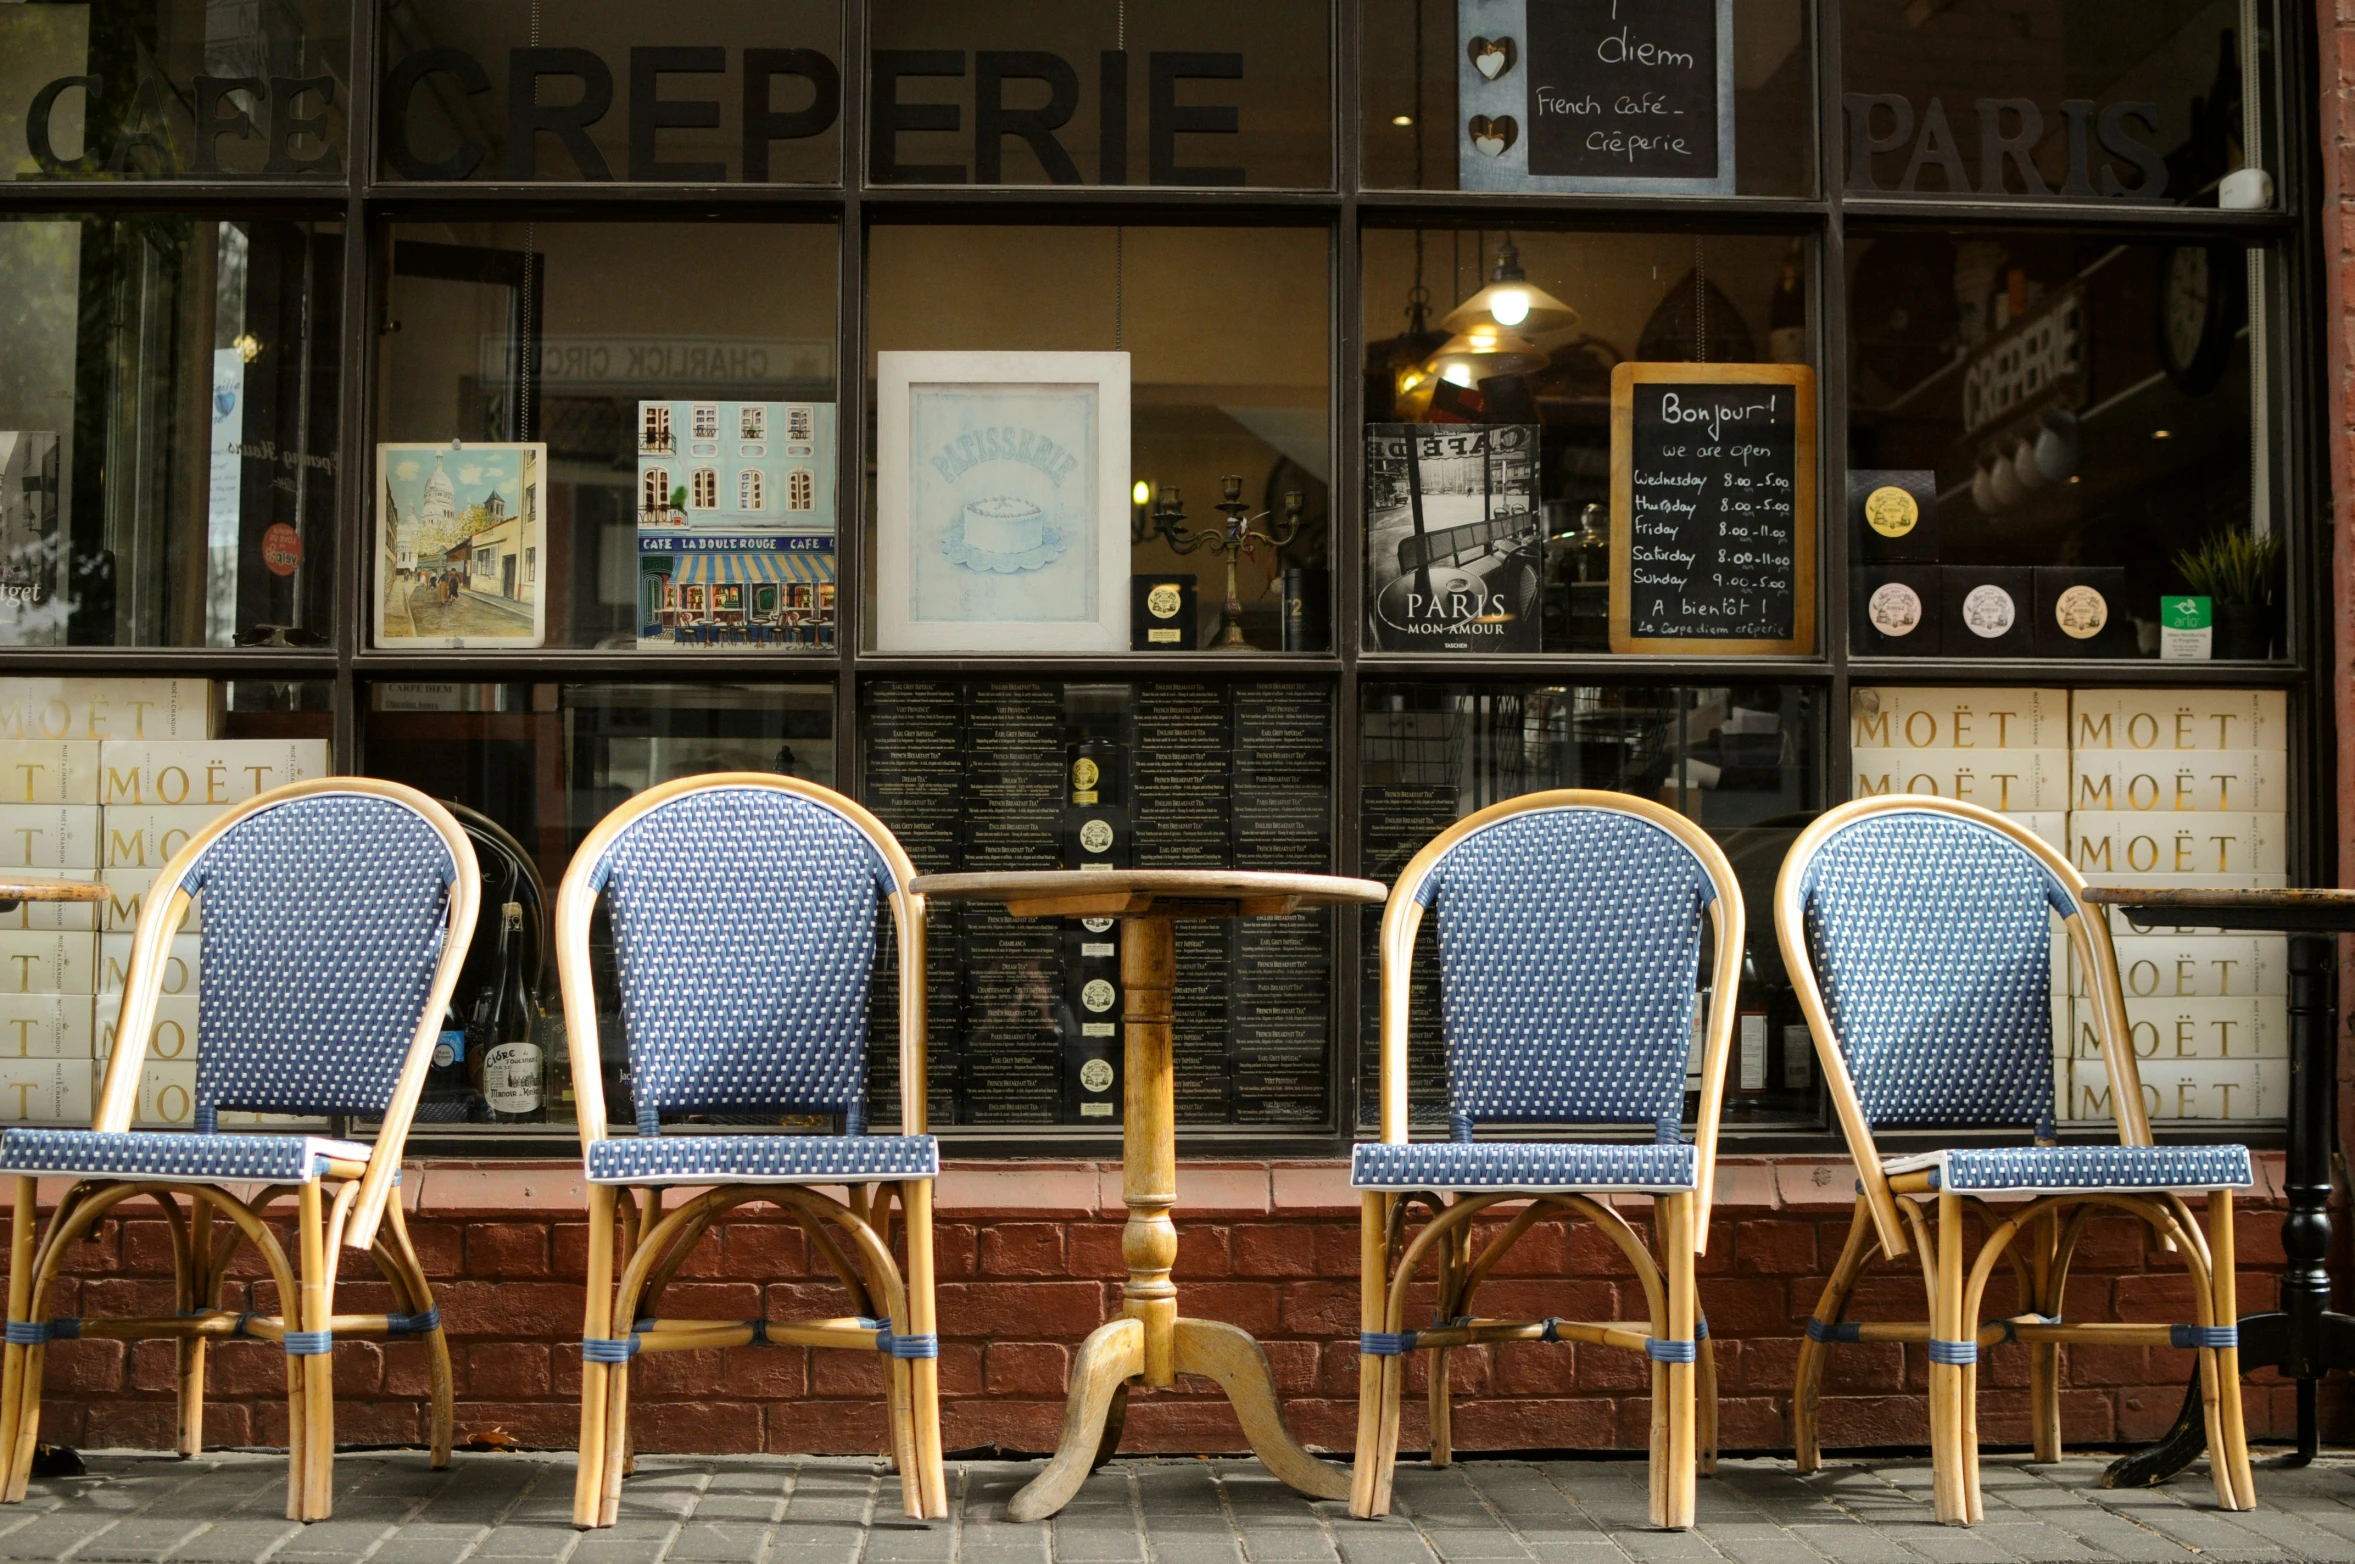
[
  {"x1": 1864, "y1": 485, "x2": 1919, "y2": 538},
  {"x1": 2054, "y1": 584, "x2": 2108, "y2": 639},
  {"x1": 1079, "y1": 1058, "x2": 1115, "y2": 1093},
  {"x1": 1079, "y1": 818, "x2": 1115, "y2": 854},
  {"x1": 1081, "y1": 978, "x2": 1117, "y2": 1013},
  {"x1": 1146, "y1": 583, "x2": 1183, "y2": 619},
  {"x1": 1072, "y1": 757, "x2": 1100, "y2": 791}
]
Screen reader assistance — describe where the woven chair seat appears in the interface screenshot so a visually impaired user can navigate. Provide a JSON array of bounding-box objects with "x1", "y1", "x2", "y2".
[
  {"x1": 1349, "y1": 1138, "x2": 1699, "y2": 1193},
  {"x1": 0, "y1": 1128, "x2": 370, "y2": 1185},
  {"x1": 1883, "y1": 1143, "x2": 2254, "y2": 1196},
  {"x1": 584, "y1": 1133, "x2": 939, "y2": 1186}
]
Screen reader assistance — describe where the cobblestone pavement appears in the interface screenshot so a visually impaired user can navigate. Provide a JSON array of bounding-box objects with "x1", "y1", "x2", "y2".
[{"x1": 0, "y1": 1450, "x2": 2348, "y2": 1563}]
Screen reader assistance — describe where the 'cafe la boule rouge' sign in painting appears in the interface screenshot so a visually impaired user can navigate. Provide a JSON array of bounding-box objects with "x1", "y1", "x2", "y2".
[
  {"x1": 1609, "y1": 363, "x2": 1817, "y2": 656},
  {"x1": 1460, "y1": 0, "x2": 1735, "y2": 194}
]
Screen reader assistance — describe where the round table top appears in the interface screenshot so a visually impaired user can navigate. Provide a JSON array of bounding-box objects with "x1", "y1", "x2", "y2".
[
  {"x1": 911, "y1": 869, "x2": 1389, "y2": 921},
  {"x1": 0, "y1": 876, "x2": 106, "y2": 904},
  {"x1": 2082, "y1": 886, "x2": 2355, "y2": 934}
]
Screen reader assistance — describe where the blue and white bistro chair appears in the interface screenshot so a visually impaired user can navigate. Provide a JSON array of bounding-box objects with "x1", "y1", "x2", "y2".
[
  {"x1": 1776, "y1": 796, "x2": 2256, "y2": 1525},
  {"x1": 0, "y1": 778, "x2": 479, "y2": 1523},
  {"x1": 1352, "y1": 790, "x2": 1745, "y2": 1531},
  {"x1": 555, "y1": 774, "x2": 943, "y2": 1529}
]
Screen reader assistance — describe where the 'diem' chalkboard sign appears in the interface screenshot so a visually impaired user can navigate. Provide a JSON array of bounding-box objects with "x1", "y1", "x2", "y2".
[
  {"x1": 1460, "y1": 0, "x2": 1735, "y2": 195},
  {"x1": 1609, "y1": 363, "x2": 1817, "y2": 655}
]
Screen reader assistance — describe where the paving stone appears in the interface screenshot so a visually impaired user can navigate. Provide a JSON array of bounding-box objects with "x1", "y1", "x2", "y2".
[{"x1": 160, "y1": 1521, "x2": 306, "y2": 1560}]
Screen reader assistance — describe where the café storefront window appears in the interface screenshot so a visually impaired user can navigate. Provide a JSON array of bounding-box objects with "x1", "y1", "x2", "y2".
[{"x1": 0, "y1": 0, "x2": 2319, "y2": 1153}]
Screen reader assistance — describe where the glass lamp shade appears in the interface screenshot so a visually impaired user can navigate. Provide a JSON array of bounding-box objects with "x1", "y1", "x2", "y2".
[
  {"x1": 1423, "y1": 328, "x2": 1551, "y2": 385},
  {"x1": 1439, "y1": 280, "x2": 1581, "y2": 338}
]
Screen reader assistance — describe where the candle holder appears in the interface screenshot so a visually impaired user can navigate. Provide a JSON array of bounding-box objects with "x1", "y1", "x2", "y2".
[{"x1": 1141, "y1": 476, "x2": 1303, "y2": 651}]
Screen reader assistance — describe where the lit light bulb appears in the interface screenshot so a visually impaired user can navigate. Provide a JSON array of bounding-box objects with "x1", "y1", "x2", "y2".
[
  {"x1": 1488, "y1": 287, "x2": 1531, "y2": 327},
  {"x1": 1132, "y1": 479, "x2": 1153, "y2": 506},
  {"x1": 1391, "y1": 114, "x2": 1413, "y2": 127},
  {"x1": 1469, "y1": 328, "x2": 1497, "y2": 348},
  {"x1": 1442, "y1": 362, "x2": 1475, "y2": 388}
]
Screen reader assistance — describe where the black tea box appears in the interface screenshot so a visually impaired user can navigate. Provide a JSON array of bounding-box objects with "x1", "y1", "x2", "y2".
[
  {"x1": 1939, "y1": 567, "x2": 2035, "y2": 657},
  {"x1": 1849, "y1": 469, "x2": 1940, "y2": 565},
  {"x1": 1854, "y1": 566, "x2": 1942, "y2": 656}
]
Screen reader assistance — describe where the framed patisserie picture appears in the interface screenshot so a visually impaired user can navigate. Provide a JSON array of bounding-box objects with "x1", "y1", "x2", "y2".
[
  {"x1": 375, "y1": 442, "x2": 548, "y2": 649},
  {"x1": 874, "y1": 352, "x2": 1130, "y2": 653}
]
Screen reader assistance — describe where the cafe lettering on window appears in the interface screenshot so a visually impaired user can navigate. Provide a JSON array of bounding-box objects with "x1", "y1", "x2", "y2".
[{"x1": 21, "y1": 41, "x2": 1251, "y2": 184}]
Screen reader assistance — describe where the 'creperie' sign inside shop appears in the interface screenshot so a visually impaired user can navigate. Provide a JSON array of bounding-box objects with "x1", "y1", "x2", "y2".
[{"x1": 23, "y1": 45, "x2": 1256, "y2": 185}]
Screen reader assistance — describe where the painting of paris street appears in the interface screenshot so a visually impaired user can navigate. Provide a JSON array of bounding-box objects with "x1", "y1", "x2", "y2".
[{"x1": 374, "y1": 442, "x2": 547, "y2": 648}]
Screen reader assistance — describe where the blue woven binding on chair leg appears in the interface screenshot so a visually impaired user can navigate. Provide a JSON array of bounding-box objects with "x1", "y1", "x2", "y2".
[
  {"x1": 1806, "y1": 1317, "x2": 1863, "y2": 1343},
  {"x1": 3, "y1": 1319, "x2": 76, "y2": 1345},
  {"x1": 1927, "y1": 1338, "x2": 1978, "y2": 1366},
  {"x1": 384, "y1": 1308, "x2": 441, "y2": 1335},
  {"x1": 2171, "y1": 1324, "x2": 2238, "y2": 1349},
  {"x1": 582, "y1": 1335, "x2": 641, "y2": 1363},
  {"x1": 282, "y1": 1331, "x2": 334, "y2": 1356},
  {"x1": 1360, "y1": 1331, "x2": 1419, "y2": 1356},
  {"x1": 1646, "y1": 1337, "x2": 1698, "y2": 1364}
]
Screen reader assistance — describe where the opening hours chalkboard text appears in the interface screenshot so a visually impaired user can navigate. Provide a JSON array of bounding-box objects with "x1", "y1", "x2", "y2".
[{"x1": 1608, "y1": 361, "x2": 1817, "y2": 655}]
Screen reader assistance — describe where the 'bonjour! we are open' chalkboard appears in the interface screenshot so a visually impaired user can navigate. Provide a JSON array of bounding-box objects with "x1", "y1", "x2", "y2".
[
  {"x1": 1459, "y1": 0, "x2": 1735, "y2": 194},
  {"x1": 1609, "y1": 363, "x2": 1817, "y2": 655}
]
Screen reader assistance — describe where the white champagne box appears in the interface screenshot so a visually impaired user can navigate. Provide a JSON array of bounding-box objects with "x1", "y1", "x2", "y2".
[
  {"x1": 2068, "y1": 749, "x2": 2286, "y2": 814},
  {"x1": 2067, "y1": 1056, "x2": 2284, "y2": 1122},
  {"x1": 0, "y1": 994, "x2": 93, "y2": 1058},
  {"x1": 0, "y1": 742, "x2": 99, "y2": 804},
  {"x1": 2071, "y1": 935, "x2": 2285, "y2": 998},
  {"x1": 0, "y1": 804, "x2": 99, "y2": 870},
  {"x1": 2068, "y1": 812, "x2": 2287, "y2": 881},
  {"x1": 97, "y1": 933, "x2": 201, "y2": 996},
  {"x1": 0, "y1": 897, "x2": 94, "y2": 932},
  {"x1": 0, "y1": 1058, "x2": 90, "y2": 1123},
  {"x1": 2069, "y1": 689, "x2": 2287, "y2": 754},
  {"x1": 100, "y1": 806, "x2": 233, "y2": 871},
  {"x1": 116, "y1": 1060, "x2": 316, "y2": 1130},
  {"x1": 100, "y1": 864, "x2": 201, "y2": 933},
  {"x1": 1851, "y1": 748, "x2": 2070, "y2": 812},
  {"x1": 97, "y1": 995, "x2": 201, "y2": 1063},
  {"x1": 0, "y1": 680, "x2": 214, "y2": 743},
  {"x1": 1850, "y1": 687, "x2": 2069, "y2": 751},
  {"x1": 95, "y1": 739, "x2": 330, "y2": 808},
  {"x1": 2007, "y1": 812, "x2": 2066, "y2": 852},
  {"x1": 2068, "y1": 996, "x2": 2286, "y2": 1060},
  {"x1": 0, "y1": 930, "x2": 93, "y2": 994}
]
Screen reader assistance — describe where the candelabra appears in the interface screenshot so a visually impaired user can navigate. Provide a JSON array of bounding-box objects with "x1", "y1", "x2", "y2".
[{"x1": 1138, "y1": 475, "x2": 1303, "y2": 650}]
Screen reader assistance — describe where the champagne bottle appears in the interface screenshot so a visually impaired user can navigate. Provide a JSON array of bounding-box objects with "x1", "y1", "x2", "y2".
[
  {"x1": 1736, "y1": 950, "x2": 1770, "y2": 1097},
  {"x1": 476, "y1": 902, "x2": 544, "y2": 1124}
]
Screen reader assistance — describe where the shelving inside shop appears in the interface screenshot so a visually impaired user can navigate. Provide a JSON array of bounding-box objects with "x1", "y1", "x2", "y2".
[{"x1": 0, "y1": 0, "x2": 2325, "y2": 1154}]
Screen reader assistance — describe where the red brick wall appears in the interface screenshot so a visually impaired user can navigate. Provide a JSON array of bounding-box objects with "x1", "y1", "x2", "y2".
[{"x1": 1, "y1": 1157, "x2": 2324, "y2": 1458}]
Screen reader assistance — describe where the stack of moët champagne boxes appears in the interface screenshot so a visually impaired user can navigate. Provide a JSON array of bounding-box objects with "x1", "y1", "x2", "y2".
[
  {"x1": 1854, "y1": 686, "x2": 2287, "y2": 1127},
  {"x1": 0, "y1": 678, "x2": 330, "y2": 1129}
]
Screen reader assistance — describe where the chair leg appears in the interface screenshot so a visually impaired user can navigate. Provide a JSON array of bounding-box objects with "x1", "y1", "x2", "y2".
[
  {"x1": 901, "y1": 1179, "x2": 948, "y2": 1521},
  {"x1": 1793, "y1": 1197, "x2": 1877, "y2": 1474},
  {"x1": 1429, "y1": 1221, "x2": 1463, "y2": 1470},
  {"x1": 1661, "y1": 1192, "x2": 1696, "y2": 1532},
  {"x1": 2028, "y1": 1211, "x2": 2061, "y2": 1464},
  {"x1": 1929, "y1": 1191, "x2": 1968, "y2": 1526},
  {"x1": 2206, "y1": 1190, "x2": 2256, "y2": 1511},
  {"x1": 1696, "y1": 1322, "x2": 1718, "y2": 1478},
  {"x1": 1349, "y1": 1193, "x2": 1392, "y2": 1520},
  {"x1": 386, "y1": 1202, "x2": 454, "y2": 1470},
  {"x1": 0, "y1": 1178, "x2": 37, "y2": 1503},
  {"x1": 180, "y1": 1198, "x2": 211, "y2": 1459},
  {"x1": 296, "y1": 1180, "x2": 334, "y2": 1522},
  {"x1": 575, "y1": 1185, "x2": 617, "y2": 1529}
]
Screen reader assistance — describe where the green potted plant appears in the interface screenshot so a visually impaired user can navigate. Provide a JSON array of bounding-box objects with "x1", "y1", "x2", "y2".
[{"x1": 2172, "y1": 528, "x2": 2281, "y2": 659}]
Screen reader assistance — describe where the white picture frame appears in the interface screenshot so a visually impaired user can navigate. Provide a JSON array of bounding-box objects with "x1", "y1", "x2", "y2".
[{"x1": 875, "y1": 351, "x2": 1130, "y2": 653}]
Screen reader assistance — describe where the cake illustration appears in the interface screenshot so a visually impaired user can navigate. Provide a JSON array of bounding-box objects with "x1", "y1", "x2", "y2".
[{"x1": 943, "y1": 492, "x2": 1067, "y2": 573}]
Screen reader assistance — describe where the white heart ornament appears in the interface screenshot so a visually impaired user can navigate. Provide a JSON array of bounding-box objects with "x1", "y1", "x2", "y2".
[{"x1": 1475, "y1": 136, "x2": 1506, "y2": 157}]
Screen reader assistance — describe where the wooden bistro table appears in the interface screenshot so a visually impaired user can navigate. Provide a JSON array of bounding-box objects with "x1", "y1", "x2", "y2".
[
  {"x1": 910, "y1": 869, "x2": 1388, "y2": 1522},
  {"x1": 0, "y1": 877, "x2": 105, "y2": 916},
  {"x1": 2082, "y1": 888, "x2": 2355, "y2": 1486}
]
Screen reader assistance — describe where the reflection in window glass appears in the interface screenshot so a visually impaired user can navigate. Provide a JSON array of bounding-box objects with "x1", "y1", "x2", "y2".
[
  {"x1": 866, "y1": 226, "x2": 1331, "y2": 651},
  {"x1": 376, "y1": 0, "x2": 840, "y2": 184},
  {"x1": 1842, "y1": 0, "x2": 2271, "y2": 205},
  {"x1": 1361, "y1": 228, "x2": 1807, "y2": 654},
  {"x1": 0, "y1": 216, "x2": 341, "y2": 649},
  {"x1": 360, "y1": 681, "x2": 837, "y2": 1136},
  {"x1": 1359, "y1": 0, "x2": 1815, "y2": 196},
  {"x1": 861, "y1": 679, "x2": 1334, "y2": 1131},
  {"x1": 1359, "y1": 682, "x2": 1823, "y2": 1130},
  {"x1": 870, "y1": 0, "x2": 1329, "y2": 188},
  {"x1": 0, "y1": 0, "x2": 349, "y2": 180},
  {"x1": 1846, "y1": 233, "x2": 2264, "y2": 658},
  {"x1": 377, "y1": 222, "x2": 838, "y2": 651}
]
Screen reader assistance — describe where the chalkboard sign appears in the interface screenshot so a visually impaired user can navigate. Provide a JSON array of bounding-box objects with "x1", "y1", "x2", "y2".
[
  {"x1": 1460, "y1": 0, "x2": 1735, "y2": 195},
  {"x1": 1609, "y1": 363, "x2": 1817, "y2": 655}
]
